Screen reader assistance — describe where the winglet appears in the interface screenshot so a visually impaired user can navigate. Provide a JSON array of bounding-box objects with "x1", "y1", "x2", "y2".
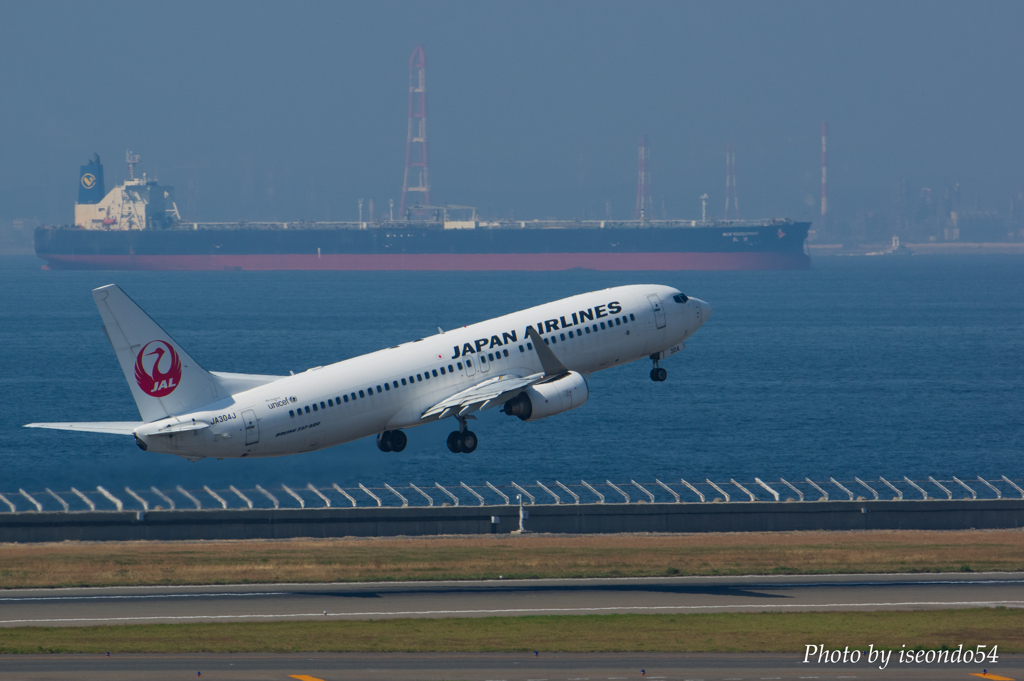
[{"x1": 526, "y1": 327, "x2": 568, "y2": 377}]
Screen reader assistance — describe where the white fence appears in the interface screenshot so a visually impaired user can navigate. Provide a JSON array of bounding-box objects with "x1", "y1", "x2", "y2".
[{"x1": 1, "y1": 475, "x2": 1021, "y2": 513}]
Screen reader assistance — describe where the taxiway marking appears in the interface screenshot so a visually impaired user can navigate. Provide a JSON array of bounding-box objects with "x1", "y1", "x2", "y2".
[{"x1": 3, "y1": 599, "x2": 1023, "y2": 625}]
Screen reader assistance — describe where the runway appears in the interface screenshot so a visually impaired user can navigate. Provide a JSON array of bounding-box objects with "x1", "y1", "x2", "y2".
[
  {"x1": 0, "y1": 652, "x2": 1020, "y2": 680},
  {"x1": 2, "y1": 572, "x2": 1023, "y2": 627}
]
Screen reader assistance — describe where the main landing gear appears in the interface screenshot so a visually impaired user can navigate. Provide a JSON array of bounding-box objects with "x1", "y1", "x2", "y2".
[
  {"x1": 376, "y1": 430, "x2": 407, "y2": 452},
  {"x1": 446, "y1": 416, "x2": 478, "y2": 453},
  {"x1": 650, "y1": 354, "x2": 668, "y2": 382}
]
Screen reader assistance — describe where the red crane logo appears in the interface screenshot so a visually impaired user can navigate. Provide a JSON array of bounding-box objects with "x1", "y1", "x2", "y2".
[{"x1": 134, "y1": 341, "x2": 182, "y2": 397}]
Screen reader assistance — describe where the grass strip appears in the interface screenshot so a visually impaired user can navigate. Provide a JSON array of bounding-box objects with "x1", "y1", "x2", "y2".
[
  {"x1": 2, "y1": 530, "x2": 1022, "y2": 589},
  {"x1": 1, "y1": 609, "x2": 1022, "y2": 654}
]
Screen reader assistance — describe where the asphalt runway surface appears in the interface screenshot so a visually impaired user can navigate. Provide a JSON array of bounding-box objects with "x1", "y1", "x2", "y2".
[
  {"x1": 1, "y1": 652, "x2": 1020, "y2": 680},
  {"x1": 2, "y1": 572, "x2": 1023, "y2": 627}
]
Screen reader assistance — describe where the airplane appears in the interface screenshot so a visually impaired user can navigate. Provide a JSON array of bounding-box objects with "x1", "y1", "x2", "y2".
[{"x1": 26, "y1": 284, "x2": 711, "y2": 460}]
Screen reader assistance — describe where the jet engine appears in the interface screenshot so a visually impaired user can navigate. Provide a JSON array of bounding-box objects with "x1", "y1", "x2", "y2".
[{"x1": 502, "y1": 371, "x2": 589, "y2": 421}]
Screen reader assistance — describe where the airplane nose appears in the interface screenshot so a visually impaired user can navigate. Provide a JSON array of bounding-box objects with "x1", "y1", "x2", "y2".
[{"x1": 696, "y1": 299, "x2": 712, "y2": 325}]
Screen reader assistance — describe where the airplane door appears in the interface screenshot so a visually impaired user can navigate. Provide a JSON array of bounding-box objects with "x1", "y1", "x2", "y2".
[
  {"x1": 465, "y1": 355, "x2": 476, "y2": 376},
  {"x1": 647, "y1": 294, "x2": 667, "y2": 329},
  {"x1": 242, "y1": 409, "x2": 259, "y2": 445},
  {"x1": 478, "y1": 350, "x2": 491, "y2": 374}
]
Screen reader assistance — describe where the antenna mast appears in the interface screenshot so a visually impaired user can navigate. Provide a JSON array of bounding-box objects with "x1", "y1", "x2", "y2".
[
  {"x1": 634, "y1": 135, "x2": 653, "y2": 221},
  {"x1": 125, "y1": 150, "x2": 140, "y2": 180},
  {"x1": 399, "y1": 45, "x2": 430, "y2": 217}
]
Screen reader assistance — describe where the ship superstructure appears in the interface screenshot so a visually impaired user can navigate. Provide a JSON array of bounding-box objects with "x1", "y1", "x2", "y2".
[{"x1": 74, "y1": 152, "x2": 180, "y2": 231}]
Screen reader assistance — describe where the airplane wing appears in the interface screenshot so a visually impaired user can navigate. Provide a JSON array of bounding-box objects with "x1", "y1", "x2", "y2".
[
  {"x1": 24, "y1": 422, "x2": 143, "y2": 435},
  {"x1": 421, "y1": 328, "x2": 572, "y2": 421},
  {"x1": 421, "y1": 372, "x2": 545, "y2": 420}
]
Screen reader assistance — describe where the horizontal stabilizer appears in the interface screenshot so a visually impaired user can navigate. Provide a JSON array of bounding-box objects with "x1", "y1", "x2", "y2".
[{"x1": 24, "y1": 422, "x2": 142, "y2": 435}]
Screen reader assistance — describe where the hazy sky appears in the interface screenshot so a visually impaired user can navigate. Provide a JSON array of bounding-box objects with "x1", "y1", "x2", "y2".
[{"x1": 2, "y1": 1, "x2": 1021, "y2": 224}]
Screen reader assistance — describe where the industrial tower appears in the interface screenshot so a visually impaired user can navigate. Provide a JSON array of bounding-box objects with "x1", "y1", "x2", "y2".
[
  {"x1": 821, "y1": 122, "x2": 828, "y2": 218},
  {"x1": 634, "y1": 135, "x2": 653, "y2": 221},
  {"x1": 400, "y1": 45, "x2": 430, "y2": 217},
  {"x1": 724, "y1": 143, "x2": 738, "y2": 219}
]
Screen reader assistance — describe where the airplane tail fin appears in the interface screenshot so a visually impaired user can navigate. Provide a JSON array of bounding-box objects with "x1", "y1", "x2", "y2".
[{"x1": 93, "y1": 284, "x2": 221, "y2": 423}]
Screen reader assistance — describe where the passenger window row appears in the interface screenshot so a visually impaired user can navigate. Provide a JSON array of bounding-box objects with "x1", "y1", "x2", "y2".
[
  {"x1": 479, "y1": 348, "x2": 510, "y2": 364},
  {"x1": 288, "y1": 358, "x2": 473, "y2": 418},
  {"x1": 536, "y1": 313, "x2": 634, "y2": 346}
]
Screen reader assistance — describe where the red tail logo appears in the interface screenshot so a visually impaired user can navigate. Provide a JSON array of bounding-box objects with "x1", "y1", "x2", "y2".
[{"x1": 134, "y1": 341, "x2": 182, "y2": 397}]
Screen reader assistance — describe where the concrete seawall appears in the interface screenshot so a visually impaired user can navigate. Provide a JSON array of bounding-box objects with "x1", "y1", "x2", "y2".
[{"x1": 2, "y1": 498, "x2": 1023, "y2": 543}]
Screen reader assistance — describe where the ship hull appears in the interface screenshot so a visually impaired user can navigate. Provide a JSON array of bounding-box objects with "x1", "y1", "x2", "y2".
[
  {"x1": 35, "y1": 223, "x2": 811, "y2": 271},
  {"x1": 39, "y1": 251, "x2": 808, "y2": 271}
]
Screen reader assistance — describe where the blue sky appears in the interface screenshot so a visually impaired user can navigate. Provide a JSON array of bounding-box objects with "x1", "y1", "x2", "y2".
[{"x1": 1, "y1": 0, "x2": 1021, "y2": 223}]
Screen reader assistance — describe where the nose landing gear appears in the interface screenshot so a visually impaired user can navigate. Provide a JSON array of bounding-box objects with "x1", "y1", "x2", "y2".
[
  {"x1": 376, "y1": 430, "x2": 408, "y2": 452},
  {"x1": 446, "y1": 415, "x2": 478, "y2": 453},
  {"x1": 649, "y1": 354, "x2": 668, "y2": 382}
]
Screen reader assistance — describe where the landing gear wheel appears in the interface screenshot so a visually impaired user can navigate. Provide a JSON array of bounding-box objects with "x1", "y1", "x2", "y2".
[
  {"x1": 376, "y1": 431, "x2": 392, "y2": 452},
  {"x1": 446, "y1": 431, "x2": 463, "y2": 453},
  {"x1": 655, "y1": 367, "x2": 668, "y2": 382},
  {"x1": 389, "y1": 430, "x2": 407, "y2": 452},
  {"x1": 459, "y1": 430, "x2": 478, "y2": 453}
]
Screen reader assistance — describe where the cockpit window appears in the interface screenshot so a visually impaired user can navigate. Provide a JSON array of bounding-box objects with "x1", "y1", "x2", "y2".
[{"x1": 673, "y1": 294, "x2": 689, "y2": 303}]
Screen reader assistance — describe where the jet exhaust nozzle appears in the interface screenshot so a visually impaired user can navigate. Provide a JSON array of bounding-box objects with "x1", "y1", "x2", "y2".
[{"x1": 502, "y1": 392, "x2": 533, "y2": 420}]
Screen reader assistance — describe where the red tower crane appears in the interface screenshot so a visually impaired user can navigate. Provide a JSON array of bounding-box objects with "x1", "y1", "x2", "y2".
[
  {"x1": 634, "y1": 135, "x2": 653, "y2": 221},
  {"x1": 724, "y1": 143, "x2": 738, "y2": 219},
  {"x1": 400, "y1": 45, "x2": 430, "y2": 217}
]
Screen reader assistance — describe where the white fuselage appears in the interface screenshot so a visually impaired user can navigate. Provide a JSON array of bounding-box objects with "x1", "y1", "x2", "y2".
[{"x1": 135, "y1": 285, "x2": 707, "y2": 457}]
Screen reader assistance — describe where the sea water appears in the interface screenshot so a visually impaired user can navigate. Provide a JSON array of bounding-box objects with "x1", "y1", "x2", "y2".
[{"x1": 1, "y1": 255, "x2": 1021, "y2": 497}]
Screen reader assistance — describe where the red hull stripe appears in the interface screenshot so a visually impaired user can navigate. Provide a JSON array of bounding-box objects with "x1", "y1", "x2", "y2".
[{"x1": 42, "y1": 252, "x2": 811, "y2": 271}]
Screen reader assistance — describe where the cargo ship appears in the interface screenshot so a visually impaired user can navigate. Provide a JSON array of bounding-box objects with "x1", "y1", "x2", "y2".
[{"x1": 35, "y1": 155, "x2": 811, "y2": 271}]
